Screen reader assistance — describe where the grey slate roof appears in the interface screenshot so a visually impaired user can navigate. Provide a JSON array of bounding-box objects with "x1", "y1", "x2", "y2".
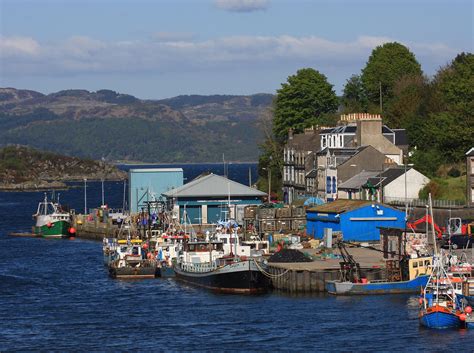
[
  {"x1": 366, "y1": 167, "x2": 411, "y2": 187},
  {"x1": 162, "y1": 173, "x2": 267, "y2": 198},
  {"x1": 393, "y1": 129, "x2": 408, "y2": 146},
  {"x1": 287, "y1": 132, "x2": 320, "y2": 151},
  {"x1": 338, "y1": 171, "x2": 380, "y2": 190}
]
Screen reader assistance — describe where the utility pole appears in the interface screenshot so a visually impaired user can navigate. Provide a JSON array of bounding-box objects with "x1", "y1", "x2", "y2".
[
  {"x1": 268, "y1": 168, "x2": 272, "y2": 203},
  {"x1": 379, "y1": 81, "x2": 383, "y2": 113}
]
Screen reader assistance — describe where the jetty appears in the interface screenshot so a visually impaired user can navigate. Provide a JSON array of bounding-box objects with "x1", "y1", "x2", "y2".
[{"x1": 268, "y1": 247, "x2": 385, "y2": 293}]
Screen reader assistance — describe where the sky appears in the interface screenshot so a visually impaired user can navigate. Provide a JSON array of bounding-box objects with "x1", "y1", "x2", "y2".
[{"x1": 0, "y1": 0, "x2": 472, "y2": 99}]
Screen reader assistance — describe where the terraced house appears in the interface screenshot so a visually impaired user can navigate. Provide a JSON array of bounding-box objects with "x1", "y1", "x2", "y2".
[{"x1": 282, "y1": 113, "x2": 409, "y2": 204}]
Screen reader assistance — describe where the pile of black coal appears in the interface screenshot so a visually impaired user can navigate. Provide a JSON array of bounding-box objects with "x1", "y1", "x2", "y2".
[{"x1": 268, "y1": 249, "x2": 312, "y2": 263}]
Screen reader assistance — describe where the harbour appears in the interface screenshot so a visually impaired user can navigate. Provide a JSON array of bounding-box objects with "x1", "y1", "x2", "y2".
[{"x1": 1, "y1": 163, "x2": 473, "y2": 351}]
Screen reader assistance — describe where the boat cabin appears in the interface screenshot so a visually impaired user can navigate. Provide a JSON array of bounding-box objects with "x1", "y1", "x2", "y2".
[
  {"x1": 407, "y1": 256, "x2": 432, "y2": 280},
  {"x1": 181, "y1": 241, "x2": 225, "y2": 264}
]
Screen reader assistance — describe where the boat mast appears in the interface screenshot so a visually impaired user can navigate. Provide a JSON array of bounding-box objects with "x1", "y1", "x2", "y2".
[{"x1": 429, "y1": 193, "x2": 437, "y2": 255}]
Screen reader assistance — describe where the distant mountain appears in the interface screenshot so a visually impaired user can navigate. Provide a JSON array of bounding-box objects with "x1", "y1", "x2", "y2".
[{"x1": 0, "y1": 88, "x2": 274, "y2": 162}]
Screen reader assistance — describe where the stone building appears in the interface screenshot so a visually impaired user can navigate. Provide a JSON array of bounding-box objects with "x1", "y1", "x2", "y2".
[{"x1": 282, "y1": 127, "x2": 320, "y2": 204}]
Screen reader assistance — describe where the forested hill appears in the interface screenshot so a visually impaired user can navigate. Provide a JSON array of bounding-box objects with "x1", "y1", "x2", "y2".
[
  {"x1": 0, "y1": 145, "x2": 126, "y2": 189},
  {"x1": 0, "y1": 88, "x2": 274, "y2": 163}
]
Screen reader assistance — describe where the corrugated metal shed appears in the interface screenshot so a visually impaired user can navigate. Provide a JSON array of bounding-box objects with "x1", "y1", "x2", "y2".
[
  {"x1": 306, "y1": 201, "x2": 405, "y2": 241},
  {"x1": 308, "y1": 199, "x2": 372, "y2": 213},
  {"x1": 162, "y1": 173, "x2": 266, "y2": 198},
  {"x1": 129, "y1": 168, "x2": 183, "y2": 213}
]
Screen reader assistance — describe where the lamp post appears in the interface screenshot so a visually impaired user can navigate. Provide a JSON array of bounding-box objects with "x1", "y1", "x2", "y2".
[
  {"x1": 101, "y1": 178, "x2": 105, "y2": 206},
  {"x1": 404, "y1": 157, "x2": 414, "y2": 221},
  {"x1": 262, "y1": 167, "x2": 271, "y2": 203},
  {"x1": 83, "y1": 178, "x2": 87, "y2": 214}
]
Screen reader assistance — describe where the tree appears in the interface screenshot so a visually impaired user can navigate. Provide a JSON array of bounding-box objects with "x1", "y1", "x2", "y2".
[
  {"x1": 341, "y1": 74, "x2": 368, "y2": 112},
  {"x1": 361, "y1": 42, "x2": 423, "y2": 108},
  {"x1": 273, "y1": 68, "x2": 338, "y2": 141},
  {"x1": 385, "y1": 75, "x2": 428, "y2": 129},
  {"x1": 408, "y1": 52, "x2": 473, "y2": 175}
]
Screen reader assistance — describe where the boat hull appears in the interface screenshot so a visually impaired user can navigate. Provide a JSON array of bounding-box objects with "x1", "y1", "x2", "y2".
[
  {"x1": 174, "y1": 260, "x2": 269, "y2": 294},
  {"x1": 158, "y1": 266, "x2": 176, "y2": 278},
  {"x1": 326, "y1": 275, "x2": 429, "y2": 295},
  {"x1": 458, "y1": 294, "x2": 474, "y2": 306},
  {"x1": 34, "y1": 220, "x2": 71, "y2": 238},
  {"x1": 109, "y1": 265, "x2": 157, "y2": 279},
  {"x1": 420, "y1": 310, "x2": 462, "y2": 329}
]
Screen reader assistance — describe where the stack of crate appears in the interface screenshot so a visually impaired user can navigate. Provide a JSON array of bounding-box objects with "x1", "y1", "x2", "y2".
[
  {"x1": 258, "y1": 207, "x2": 276, "y2": 232},
  {"x1": 291, "y1": 206, "x2": 306, "y2": 231},
  {"x1": 275, "y1": 206, "x2": 291, "y2": 232}
]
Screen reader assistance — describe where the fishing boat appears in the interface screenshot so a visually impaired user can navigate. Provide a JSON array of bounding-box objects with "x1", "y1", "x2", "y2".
[
  {"x1": 108, "y1": 239, "x2": 157, "y2": 279},
  {"x1": 33, "y1": 193, "x2": 74, "y2": 238},
  {"x1": 174, "y1": 236, "x2": 269, "y2": 294},
  {"x1": 419, "y1": 254, "x2": 466, "y2": 329},
  {"x1": 326, "y1": 240, "x2": 432, "y2": 295}
]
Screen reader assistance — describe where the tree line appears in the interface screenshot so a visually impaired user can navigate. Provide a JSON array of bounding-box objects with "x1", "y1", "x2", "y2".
[{"x1": 259, "y1": 43, "x2": 473, "y2": 196}]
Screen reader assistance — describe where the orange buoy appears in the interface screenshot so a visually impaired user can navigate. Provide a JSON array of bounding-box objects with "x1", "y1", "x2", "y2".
[
  {"x1": 69, "y1": 227, "x2": 76, "y2": 234},
  {"x1": 459, "y1": 313, "x2": 467, "y2": 321},
  {"x1": 47, "y1": 222, "x2": 52, "y2": 228},
  {"x1": 465, "y1": 306, "x2": 472, "y2": 314}
]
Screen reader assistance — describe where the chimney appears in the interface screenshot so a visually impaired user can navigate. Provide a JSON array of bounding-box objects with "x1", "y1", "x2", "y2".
[
  {"x1": 356, "y1": 116, "x2": 383, "y2": 147},
  {"x1": 288, "y1": 128, "x2": 294, "y2": 140}
]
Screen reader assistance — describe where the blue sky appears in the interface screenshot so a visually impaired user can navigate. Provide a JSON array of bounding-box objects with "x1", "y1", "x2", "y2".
[{"x1": 1, "y1": 0, "x2": 472, "y2": 99}]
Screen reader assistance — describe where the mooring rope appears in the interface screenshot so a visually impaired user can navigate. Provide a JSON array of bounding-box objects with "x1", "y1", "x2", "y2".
[{"x1": 253, "y1": 258, "x2": 290, "y2": 279}]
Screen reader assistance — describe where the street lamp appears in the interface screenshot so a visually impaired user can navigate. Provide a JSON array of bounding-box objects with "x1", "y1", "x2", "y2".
[
  {"x1": 83, "y1": 178, "x2": 88, "y2": 214},
  {"x1": 404, "y1": 157, "x2": 414, "y2": 221},
  {"x1": 262, "y1": 167, "x2": 271, "y2": 202}
]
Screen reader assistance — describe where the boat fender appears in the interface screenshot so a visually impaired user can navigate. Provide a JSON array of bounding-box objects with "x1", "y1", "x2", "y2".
[{"x1": 460, "y1": 313, "x2": 466, "y2": 321}]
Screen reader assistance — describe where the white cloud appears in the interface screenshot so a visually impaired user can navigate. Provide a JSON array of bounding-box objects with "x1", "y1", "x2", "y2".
[
  {"x1": 151, "y1": 32, "x2": 196, "y2": 42},
  {"x1": 0, "y1": 36, "x2": 40, "y2": 57},
  {"x1": 214, "y1": 0, "x2": 269, "y2": 12},
  {"x1": 0, "y1": 34, "x2": 462, "y2": 78}
]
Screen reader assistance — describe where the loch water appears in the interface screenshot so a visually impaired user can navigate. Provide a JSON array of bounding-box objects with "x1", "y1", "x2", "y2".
[{"x1": 0, "y1": 163, "x2": 472, "y2": 351}]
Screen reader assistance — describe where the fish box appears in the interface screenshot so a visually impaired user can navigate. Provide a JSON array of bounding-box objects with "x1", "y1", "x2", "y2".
[
  {"x1": 275, "y1": 206, "x2": 291, "y2": 218},
  {"x1": 258, "y1": 208, "x2": 275, "y2": 219}
]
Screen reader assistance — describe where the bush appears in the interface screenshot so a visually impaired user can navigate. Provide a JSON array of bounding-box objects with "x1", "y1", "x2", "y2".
[
  {"x1": 419, "y1": 180, "x2": 442, "y2": 199},
  {"x1": 447, "y1": 167, "x2": 461, "y2": 178}
]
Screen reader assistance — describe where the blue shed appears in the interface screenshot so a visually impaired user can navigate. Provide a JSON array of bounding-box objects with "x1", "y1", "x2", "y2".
[
  {"x1": 306, "y1": 200, "x2": 405, "y2": 242},
  {"x1": 129, "y1": 168, "x2": 183, "y2": 213}
]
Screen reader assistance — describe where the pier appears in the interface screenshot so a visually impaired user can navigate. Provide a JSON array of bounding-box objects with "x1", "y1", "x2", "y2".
[{"x1": 268, "y1": 247, "x2": 386, "y2": 293}]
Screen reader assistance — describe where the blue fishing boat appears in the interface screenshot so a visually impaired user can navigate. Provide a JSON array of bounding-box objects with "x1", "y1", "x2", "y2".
[
  {"x1": 326, "y1": 274, "x2": 429, "y2": 295},
  {"x1": 419, "y1": 255, "x2": 464, "y2": 329},
  {"x1": 325, "y1": 240, "x2": 432, "y2": 295}
]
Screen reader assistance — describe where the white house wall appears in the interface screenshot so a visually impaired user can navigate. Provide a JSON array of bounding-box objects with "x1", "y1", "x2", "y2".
[{"x1": 383, "y1": 169, "x2": 430, "y2": 199}]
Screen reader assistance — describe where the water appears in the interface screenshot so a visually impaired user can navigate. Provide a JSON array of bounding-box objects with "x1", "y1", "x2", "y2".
[{"x1": 0, "y1": 164, "x2": 472, "y2": 351}]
